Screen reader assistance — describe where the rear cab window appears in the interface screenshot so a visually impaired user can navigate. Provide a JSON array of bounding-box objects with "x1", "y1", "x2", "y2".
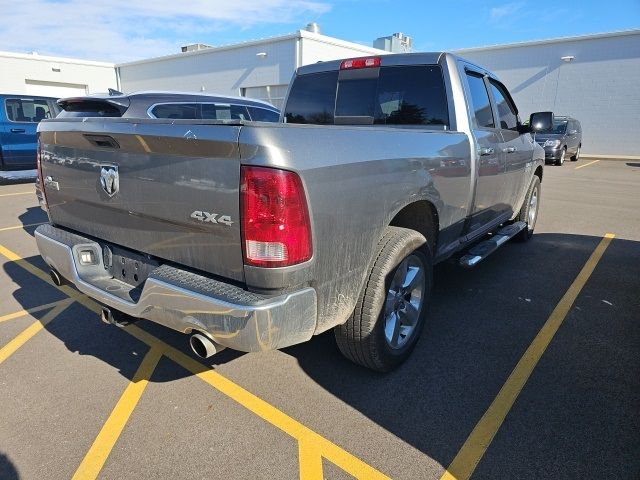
[
  {"x1": 284, "y1": 64, "x2": 449, "y2": 128},
  {"x1": 5, "y1": 98, "x2": 55, "y2": 122}
]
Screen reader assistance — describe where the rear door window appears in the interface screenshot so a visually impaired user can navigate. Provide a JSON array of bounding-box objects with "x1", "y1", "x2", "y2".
[
  {"x1": 465, "y1": 73, "x2": 495, "y2": 129},
  {"x1": 247, "y1": 107, "x2": 280, "y2": 122},
  {"x1": 5, "y1": 98, "x2": 54, "y2": 122},
  {"x1": 150, "y1": 103, "x2": 200, "y2": 119},
  {"x1": 201, "y1": 104, "x2": 248, "y2": 120},
  {"x1": 488, "y1": 80, "x2": 518, "y2": 131}
]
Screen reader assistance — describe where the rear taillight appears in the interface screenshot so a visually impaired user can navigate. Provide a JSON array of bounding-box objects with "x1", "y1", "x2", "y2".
[
  {"x1": 339, "y1": 57, "x2": 381, "y2": 70},
  {"x1": 240, "y1": 166, "x2": 312, "y2": 268},
  {"x1": 36, "y1": 136, "x2": 48, "y2": 210}
]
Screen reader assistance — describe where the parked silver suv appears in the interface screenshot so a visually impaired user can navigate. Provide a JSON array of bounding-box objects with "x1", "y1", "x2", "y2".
[{"x1": 534, "y1": 116, "x2": 582, "y2": 166}]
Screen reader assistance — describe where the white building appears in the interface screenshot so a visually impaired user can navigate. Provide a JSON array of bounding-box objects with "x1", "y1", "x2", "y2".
[
  {"x1": 0, "y1": 51, "x2": 116, "y2": 98},
  {"x1": 117, "y1": 27, "x2": 387, "y2": 108},
  {"x1": 0, "y1": 27, "x2": 637, "y2": 157},
  {"x1": 456, "y1": 29, "x2": 640, "y2": 158}
]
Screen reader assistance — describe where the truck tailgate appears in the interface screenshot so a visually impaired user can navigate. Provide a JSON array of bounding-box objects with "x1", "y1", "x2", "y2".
[{"x1": 38, "y1": 119, "x2": 244, "y2": 282}]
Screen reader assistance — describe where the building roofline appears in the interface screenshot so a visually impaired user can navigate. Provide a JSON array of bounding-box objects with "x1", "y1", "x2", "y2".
[
  {"x1": 454, "y1": 28, "x2": 640, "y2": 53},
  {"x1": 0, "y1": 50, "x2": 114, "y2": 67},
  {"x1": 116, "y1": 30, "x2": 386, "y2": 68},
  {"x1": 298, "y1": 29, "x2": 387, "y2": 54}
]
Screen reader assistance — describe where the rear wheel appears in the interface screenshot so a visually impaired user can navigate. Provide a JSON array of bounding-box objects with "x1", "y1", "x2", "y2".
[
  {"x1": 334, "y1": 226, "x2": 432, "y2": 372},
  {"x1": 555, "y1": 147, "x2": 566, "y2": 166},
  {"x1": 571, "y1": 145, "x2": 581, "y2": 161},
  {"x1": 514, "y1": 176, "x2": 541, "y2": 242}
]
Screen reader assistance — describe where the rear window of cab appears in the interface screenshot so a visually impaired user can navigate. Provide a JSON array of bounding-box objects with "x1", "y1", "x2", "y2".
[{"x1": 284, "y1": 65, "x2": 449, "y2": 128}]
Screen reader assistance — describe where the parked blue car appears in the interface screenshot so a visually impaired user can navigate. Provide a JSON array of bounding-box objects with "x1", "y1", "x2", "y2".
[{"x1": 1, "y1": 95, "x2": 60, "y2": 170}]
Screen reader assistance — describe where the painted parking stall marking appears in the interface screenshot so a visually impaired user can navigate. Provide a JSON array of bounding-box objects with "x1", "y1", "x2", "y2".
[
  {"x1": 440, "y1": 233, "x2": 615, "y2": 480},
  {"x1": 575, "y1": 159, "x2": 600, "y2": 170},
  {"x1": 0, "y1": 243, "x2": 390, "y2": 480},
  {"x1": 72, "y1": 348, "x2": 163, "y2": 480},
  {"x1": 0, "y1": 298, "x2": 73, "y2": 365}
]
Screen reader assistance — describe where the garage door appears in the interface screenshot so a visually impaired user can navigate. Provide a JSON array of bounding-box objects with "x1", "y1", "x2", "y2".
[{"x1": 25, "y1": 80, "x2": 87, "y2": 98}]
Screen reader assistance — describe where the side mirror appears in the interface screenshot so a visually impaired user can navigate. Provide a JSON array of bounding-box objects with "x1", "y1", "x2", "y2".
[
  {"x1": 529, "y1": 112, "x2": 553, "y2": 132},
  {"x1": 529, "y1": 111, "x2": 554, "y2": 132}
]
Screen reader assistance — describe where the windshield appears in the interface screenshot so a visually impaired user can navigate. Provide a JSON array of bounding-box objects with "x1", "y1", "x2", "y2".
[{"x1": 542, "y1": 119, "x2": 568, "y2": 134}]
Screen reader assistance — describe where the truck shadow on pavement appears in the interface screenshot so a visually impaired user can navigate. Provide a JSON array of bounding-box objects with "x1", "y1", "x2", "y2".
[
  {"x1": 286, "y1": 232, "x2": 640, "y2": 479},
  {"x1": 18, "y1": 206, "x2": 48, "y2": 236},
  {"x1": 3, "y1": 233, "x2": 639, "y2": 479},
  {"x1": 0, "y1": 452, "x2": 19, "y2": 480}
]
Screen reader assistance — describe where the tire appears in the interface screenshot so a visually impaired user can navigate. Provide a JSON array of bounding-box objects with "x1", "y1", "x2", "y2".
[
  {"x1": 571, "y1": 145, "x2": 581, "y2": 161},
  {"x1": 334, "y1": 226, "x2": 432, "y2": 372},
  {"x1": 514, "y1": 175, "x2": 541, "y2": 242},
  {"x1": 555, "y1": 147, "x2": 566, "y2": 166}
]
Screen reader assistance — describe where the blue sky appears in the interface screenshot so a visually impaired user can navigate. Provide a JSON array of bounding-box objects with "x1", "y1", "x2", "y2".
[{"x1": 1, "y1": 0, "x2": 638, "y2": 62}]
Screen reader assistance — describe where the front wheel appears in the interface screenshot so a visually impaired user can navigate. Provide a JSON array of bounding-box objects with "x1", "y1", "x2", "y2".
[
  {"x1": 334, "y1": 226, "x2": 432, "y2": 372},
  {"x1": 514, "y1": 176, "x2": 541, "y2": 242},
  {"x1": 555, "y1": 148, "x2": 566, "y2": 166}
]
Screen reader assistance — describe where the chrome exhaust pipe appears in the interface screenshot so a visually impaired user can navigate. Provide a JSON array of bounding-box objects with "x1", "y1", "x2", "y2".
[
  {"x1": 100, "y1": 307, "x2": 133, "y2": 327},
  {"x1": 49, "y1": 269, "x2": 65, "y2": 286},
  {"x1": 100, "y1": 307, "x2": 114, "y2": 325},
  {"x1": 189, "y1": 333, "x2": 224, "y2": 359}
]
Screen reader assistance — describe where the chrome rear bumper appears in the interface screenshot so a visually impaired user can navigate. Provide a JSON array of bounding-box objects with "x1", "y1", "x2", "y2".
[{"x1": 35, "y1": 224, "x2": 317, "y2": 352}]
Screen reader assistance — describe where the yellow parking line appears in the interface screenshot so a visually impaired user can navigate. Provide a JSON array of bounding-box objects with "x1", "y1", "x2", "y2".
[
  {"x1": 0, "y1": 191, "x2": 33, "y2": 197},
  {"x1": 575, "y1": 159, "x2": 600, "y2": 170},
  {"x1": 0, "y1": 222, "x2": 46, "y2": 233},
  {"x1": 72, "y1": 347, "x2": 162, "y2": 480},
  {"x1": 0, "y1": 299, "x2": 69, "y2": 324},
  {"x1": 441, "y1": 233, "x2": 615, "y2": 480},
  {"x1": 0, "y1": 244, "x2": 389, "y2": 480},
  {"x1": 0, "y1": 299, "x2": 72, "y2": 365}
]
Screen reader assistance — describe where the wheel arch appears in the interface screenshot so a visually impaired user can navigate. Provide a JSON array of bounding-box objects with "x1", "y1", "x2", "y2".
[{"x1": 389, "y1": 200, "x2": 439, "y2": 256}]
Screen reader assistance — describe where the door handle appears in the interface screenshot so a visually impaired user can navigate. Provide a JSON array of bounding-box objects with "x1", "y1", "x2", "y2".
[
  {"x1": 479, "y1": 147, "x2": 495, "y2": 156},
  {"x1": 503, "y1": 147, "x2": 517, "y2": 153},
  {"x1": 10, "y1": 128, "x2": 26, "y2": 133}
]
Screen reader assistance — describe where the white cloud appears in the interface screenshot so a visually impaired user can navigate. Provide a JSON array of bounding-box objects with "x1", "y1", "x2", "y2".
[
  {"x1": 490, "y1": 1, "x2": 525, "y2": 21},
  {"x1": 0, "y1": 0, "x2": 331, "y2": 62}
]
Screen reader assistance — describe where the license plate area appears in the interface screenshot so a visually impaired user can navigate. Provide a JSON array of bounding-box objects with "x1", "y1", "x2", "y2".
[{"x1": 102, "y1": 245, "x2": 159, "y2": 287}]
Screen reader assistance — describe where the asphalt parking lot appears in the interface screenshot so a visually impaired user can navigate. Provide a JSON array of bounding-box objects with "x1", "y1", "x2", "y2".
[{"x1": 0, "y1": 159, "x2": 639, "y2": 480}]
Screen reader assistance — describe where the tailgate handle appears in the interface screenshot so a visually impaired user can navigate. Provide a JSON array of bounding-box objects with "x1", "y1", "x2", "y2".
[{"x1": 83, "y1": 134, "x2": 120, "y2": 149}]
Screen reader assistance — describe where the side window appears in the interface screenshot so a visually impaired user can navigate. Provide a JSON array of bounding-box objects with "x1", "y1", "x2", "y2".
[
  {"x1": 6, "y1": 98, "x2": 53, "y2": 122},
  {"x1": 488, "y1": 80, "x2": 518, "y2": 131},
  {"x1": 151, "y1": 103, "x2": 200, "y2": 119},
  {"x1": 247, "y1": 107, "x2": 280, "y2": 122},
  {"x1": 465, "y1": 73, "x2": 495, "y2": 129},
  {"x1": 201, "y1": 104, "x2": 249, "y2": 120}
]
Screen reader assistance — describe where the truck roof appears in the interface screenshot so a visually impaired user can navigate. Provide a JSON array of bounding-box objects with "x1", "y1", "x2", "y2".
[{"x1": 295, "y1": 51, "x2": 497, "y2": 79}]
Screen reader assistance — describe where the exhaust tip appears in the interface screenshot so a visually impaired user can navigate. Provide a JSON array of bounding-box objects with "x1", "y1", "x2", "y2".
[
  {"x1": 189, "y1": 333, "x2": 223, "y2": 359},
  {"x1": 49, "y1": 269, "x2": 64, "y2": 286},
  {"x1": 100, "y1": 307, "x2": 113, "y2": 324}
]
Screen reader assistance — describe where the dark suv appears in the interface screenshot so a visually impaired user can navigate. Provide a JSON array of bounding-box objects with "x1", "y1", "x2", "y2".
[{"x1": 534, "y1": 116, "x2": 582, "y2": 166}]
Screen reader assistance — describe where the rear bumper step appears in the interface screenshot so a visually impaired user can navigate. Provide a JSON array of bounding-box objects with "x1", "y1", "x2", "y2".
[{"x1": 35, "y1": 224, "x2": 317, "y2": 352}]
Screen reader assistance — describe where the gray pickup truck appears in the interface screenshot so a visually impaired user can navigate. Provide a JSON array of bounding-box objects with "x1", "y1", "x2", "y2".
[{"x1": 35, "y1": 52, "x2": 552, "y2": 371}]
